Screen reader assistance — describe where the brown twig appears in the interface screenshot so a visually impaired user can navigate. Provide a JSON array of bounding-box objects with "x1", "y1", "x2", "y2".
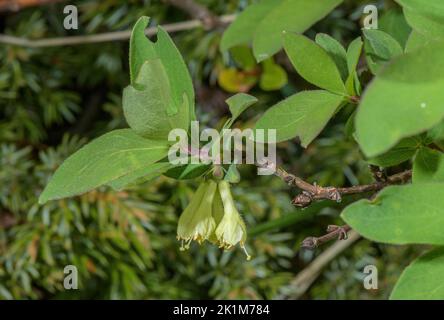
[
  {"x1": 302, "y1": 224, "x2": 351, "y2": 249},
  {"x1": 368, "y1": 165, "x2": 387, "y2": 182},
  {"x1": 0, "y1": 0, "x2": 61, "y2": 12},
  {"x1": 276, "y1": 230, "x2": 361, "y2": 299},
  {"x1": 163, "y1": 0, "x2": 220, "y2": 29},
  {"x1": 270, "y1": 165, "x2": 410, "y2": 249},
  {"x1": 0, "y1": 14, "x2": 236, "y2": 48},
  {"x1": 349, "y1": 95, "x2": 361, "y2": 104},
  {"x1": 271, "y1": 165, "x2": 412, "y2": 208}
]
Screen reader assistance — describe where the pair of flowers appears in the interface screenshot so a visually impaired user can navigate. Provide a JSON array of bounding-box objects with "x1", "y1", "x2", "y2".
[{"x1": 177, "y1": 180, "x2": 250, "y2": 259}]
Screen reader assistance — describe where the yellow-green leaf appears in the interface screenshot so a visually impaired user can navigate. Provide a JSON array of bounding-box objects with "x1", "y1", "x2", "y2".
[
  {"x1": 283, "y1": 33, "x2": 346, "y2": 95},
  {"x1": 315, "y1": 33, "x2": 348, "y2": 81},
  {"x1": 255, "y1": 90, "x2": 344, "y2": 146},
  {"x1": 341, "y1": 184, "x2": 444, "y2": 245},
  {"x1": 221, "y1": 0, "x2": 343, "y2": 62},
  {"x1": 355, "y1": 40, "x2": 444, "y2": 157},
  {"x1": 252, "y1": 0, "x2": 343, "y2": 62},
  {"x1": 123, "y1": 60, "x2": 190, "y2": 140},
  {"x1": 39, "y1": 129, "x2": 169, "y2": 204},
  {"x1": 413, "y1": 147, "x2": 444, "y2": 183},
  {"x1": 390, "y1": 247, "x2": 444, "y2": 300}
]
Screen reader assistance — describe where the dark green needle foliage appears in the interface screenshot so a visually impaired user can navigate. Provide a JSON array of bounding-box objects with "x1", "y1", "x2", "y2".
[{"x1": 1, "y1": 0, "x2": 443, "y2": 300}]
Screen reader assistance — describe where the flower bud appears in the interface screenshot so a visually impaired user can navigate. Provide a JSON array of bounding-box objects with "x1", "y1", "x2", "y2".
[{"x1": 177, "y1": 180, "x2": 217, "y2": 250}]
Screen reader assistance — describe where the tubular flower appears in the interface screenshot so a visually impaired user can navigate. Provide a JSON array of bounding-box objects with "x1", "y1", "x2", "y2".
[
  {"x1": 208, "y1": 183, "x2": 225, "y2": 245},
  {"x1": 177, "y1": 180, "x2": 217, "y2": 250},
  {"x1": 215, "y1": 180, "x2": 251, "y2": 260}
]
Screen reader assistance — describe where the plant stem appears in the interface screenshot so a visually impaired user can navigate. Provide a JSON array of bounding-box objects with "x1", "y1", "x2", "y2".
[
  {"x1": 0, "y1": 14, "x2": 236, "y2": 48},
  {"x1": 268, "y1": 163, "x2": 412, "y2": 208}
]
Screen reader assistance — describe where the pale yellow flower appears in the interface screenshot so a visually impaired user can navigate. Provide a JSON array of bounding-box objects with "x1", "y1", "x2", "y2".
[
  {"x1": 177, "y1": 180, "x2": 217, "y2": 250},
  {"x1": 215, "y1": 180, "x2": 250, "y2": 260}
]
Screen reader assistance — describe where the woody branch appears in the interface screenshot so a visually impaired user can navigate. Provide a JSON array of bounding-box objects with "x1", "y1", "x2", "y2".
[
  {"x1": 162, "y1": 0, "x2": 220, "y2": 29},
  {"x1": 269, "y1": 164, "x2": 412, "y2": 208}
]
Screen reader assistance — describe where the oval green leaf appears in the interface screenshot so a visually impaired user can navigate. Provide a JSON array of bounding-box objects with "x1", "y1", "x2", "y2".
[
  {"x1": 225, "y1": 93, "x2": 258, "y2": 127},
  {"x1": 123, "y1": 60, "x2": 190, "y2": 140},
  {"x1": 108, "y1": 161, "x2": 173, "y2": 191},
  {"x1": 221, "y1": 0, "x2": 343, "y2": 62},
  {"x1": 413, "y1": 147, "x2": 444, "y2": 183},
  {"x1": 367, "y1": 137, "x2": 421, "y2": 168},
  {"x1": 252, "y1": 0, "x2": 343, "y2": 62},
  {"x1": 355, "y1": 40, "x2": 444, "y2": 157},
  {"x1": 390, "y1": 247, "x2": 444, "y2": 300},
  {"x1": 283, "y1": 33, "x2": 346, "y2": 95},
  {"x1": 128, "y1": 17, "x2": 195, "y2": 124},
  {"x1": 39, "y1": 129, "x2": 170, "y2": 204},
  {"x1": 220, "y1": 0, "x2": 283, "y2": 52},
  {"x1": 255, "y1": 90, "x2": 344, "y2": 146},
  {"x1": 341, "y1": 183, "x2": 444, "y2": 245},
  {"x1": 315, "y1": 33, "x2": 348, "y2": 81}
]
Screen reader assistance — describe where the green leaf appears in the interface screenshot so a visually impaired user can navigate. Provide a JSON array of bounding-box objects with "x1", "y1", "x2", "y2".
[
  {"x1": 259, "y1": 59, "x2": 288, "y2": 91},
  {"x1": 413, "y1": 147, "x2": 444, "y2": 183},
  {"x1": 108, "y1": 161, "x2": 173, "y2": 191},
  {"x1": 396, "y1": 0, "x2": 444, "y2": 18},
  {"x1": 344, "y1": 110, "x2": 356, "y2": 138},
  {"x1": 345, "y1": 37, "x2": 363, "y2": 95},
  {"x1": 129, "y1": 17, "x2": 195, "y2": 120},
  {"x1": 405, "y1": 30, "x2": 434, "y2": 52},
  {"x1": 39, "y1": 129, "x2": 169, "y2": 204},
  {"x1": 252, "y1": 0, "x2": 343, "y2": 62},
  {"x1": 346, "y1": 37, "x2": 363, "y2": 74},
  {"x1": 396, "y1": 0, "x2": 444, "y2": 40},
  {"x1": 164, "y1": 163, "x2": 211, "y2": 180},
  {"x1": 230, "y1": 45, "x2": 257, "y2": 70},
  {"x1": 404, "y1": 8, "x2": 444, "y2": 40},
  {"x1": 341, "y1": 184, "x2": 444, "y2": 245},
  {"x1": 221, "y1": 0, "x2": 343, "y2": 62},
  {"x1": 363, "y1": 29, "x2": 403, "y2": 74},
  {"x1": 427, "y1": 121, "x2": 444, "y2": 142},
  {"x1": 283, "y1": 33, "x2": 346, "y2": 95},
  {"x1": 155, "y1": 26, "x2": 195, "y2": 121},
  {"x1": 123, "y1": 60, "x2": 189, "y2": 140},
  {"x1": 129, "y1": 17, "x2": 157, "y2": 83},
  {"x1": 355, "y1": 40, "x2": 444, "y2": 157},
  {"x1": 367, "y1": 137, "x2": 421, "y2": 168},
  {"x1": 390, "y1": 247, "x2": 444, "y2": 300},
  {"x1": 315, "y1": 33, "x2": 348, "y2": 81},
  {"x1": 379, "y1": 9, "x2": 412, "y2": 48},
  {"x1": 220, "y1": 0, "x2": 283, "y2": 53},
  {"x1": 363, "y1": 29, "x2": 403, "y2": 60},
  {"x1": 225, "y1": 93, "x2": 258, "y2": 126},
  {"x1": 255, "y1": 90, "x2": 344, "y2": 146}
]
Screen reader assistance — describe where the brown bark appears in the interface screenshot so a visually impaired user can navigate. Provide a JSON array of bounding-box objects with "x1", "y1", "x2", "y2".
[
  {"x1": 0, "y1": 0, "x2": 62, "y2": 12},
  {"x1": 163, "y1": 0, "x2": 219, "y2": 29}
]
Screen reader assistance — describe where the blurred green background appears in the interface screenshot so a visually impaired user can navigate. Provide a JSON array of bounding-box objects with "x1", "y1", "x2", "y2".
[{"x1": 0, "y1": 0, "x2": 422, "y2": 299}]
